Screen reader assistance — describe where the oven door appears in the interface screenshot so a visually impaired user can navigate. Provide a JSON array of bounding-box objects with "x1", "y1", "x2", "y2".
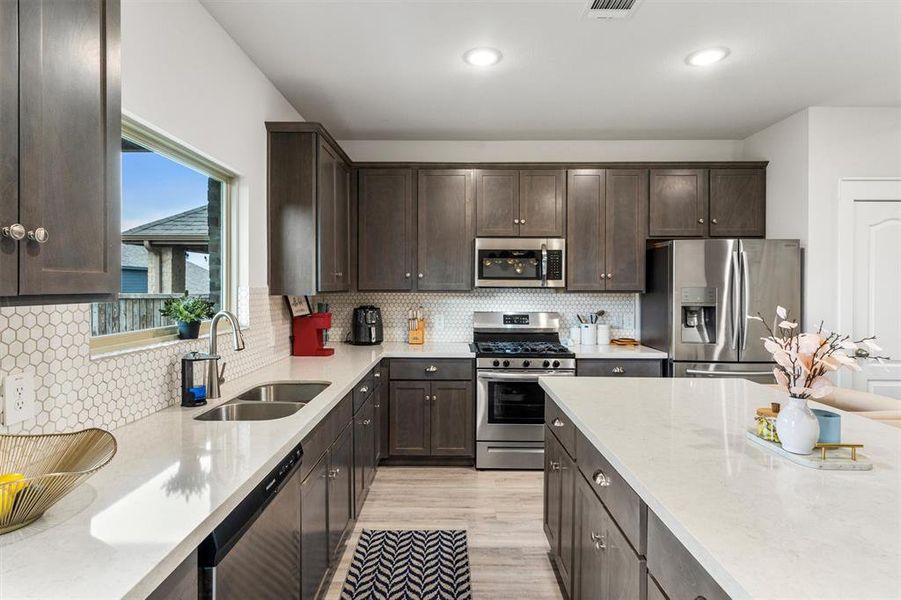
[{"x1": 476, "y1": 370, "x2": 574, "y2": 442}]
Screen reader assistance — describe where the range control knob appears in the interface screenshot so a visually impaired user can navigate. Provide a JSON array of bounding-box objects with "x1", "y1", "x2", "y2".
[
  {"x1": 492, "y1": 359, "x2": 500, "y2": 367},
  {"x1": 543, "y1": 360, "x2": 551, "y2": 368},
  {"x1": 552, "y1": 360, "x2": 560, "y2": 368},
  {"x1": 522, "y1": 360, "x2": 531, "y2": 367},
  {"x1": 502, "y1": 360, "x2": 510, "y2": 367}
]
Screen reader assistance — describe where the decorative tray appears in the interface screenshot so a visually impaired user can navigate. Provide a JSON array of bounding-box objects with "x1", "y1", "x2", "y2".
[{"x1": 745, "y1": 429, "x2": 872, "y2": 471}]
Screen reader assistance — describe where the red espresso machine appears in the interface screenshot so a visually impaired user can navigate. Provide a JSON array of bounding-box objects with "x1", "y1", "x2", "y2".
[{"x1": 292, "y1": 312, "x2": 334, "y2": 356}]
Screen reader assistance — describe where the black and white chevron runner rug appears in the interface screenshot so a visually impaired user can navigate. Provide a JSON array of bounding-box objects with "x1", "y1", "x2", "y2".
[{"x1": 340, "y1": 529, "x2": 472, "y2": 600}]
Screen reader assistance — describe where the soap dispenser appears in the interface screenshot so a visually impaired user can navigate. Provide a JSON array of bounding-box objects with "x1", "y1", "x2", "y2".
[{"x1": 181, "y1": 352, "x2": 220, "y2": 407}]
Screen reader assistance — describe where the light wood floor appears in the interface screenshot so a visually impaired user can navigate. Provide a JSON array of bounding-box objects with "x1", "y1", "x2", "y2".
[{"x1": 325, "y1": 467, "x2": 564, "y2": 599}]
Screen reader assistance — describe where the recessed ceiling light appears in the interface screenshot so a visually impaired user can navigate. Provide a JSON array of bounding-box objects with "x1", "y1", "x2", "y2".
[
  {"x1": 685, "y1": 47, "x2": 730, "y2": 67},
  {"x1": 463, "y1": 47, "x2": 502, "y2": 67}
]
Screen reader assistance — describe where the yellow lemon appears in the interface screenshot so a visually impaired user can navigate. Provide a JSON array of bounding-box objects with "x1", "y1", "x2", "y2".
[{"x1": 0, "y1": 473, "x2": 28, "y2": 520}]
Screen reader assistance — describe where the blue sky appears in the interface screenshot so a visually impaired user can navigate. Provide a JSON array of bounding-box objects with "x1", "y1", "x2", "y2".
[{"x1": 121, "y1": 151, "x2": 209, "y2": 232}]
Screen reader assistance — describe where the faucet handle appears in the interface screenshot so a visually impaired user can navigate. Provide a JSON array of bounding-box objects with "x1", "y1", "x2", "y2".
[{"x1": 218, "y1": 362, "x2": 226, "y2": 385}]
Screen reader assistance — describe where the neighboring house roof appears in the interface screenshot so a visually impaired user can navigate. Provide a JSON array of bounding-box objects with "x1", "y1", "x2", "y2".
[
  {"x1": 119, "y1": 243, "x2": 210, "y2": 294},
  {"x1": 122, "y1": 205, "x2": 209, "y2": 246}
]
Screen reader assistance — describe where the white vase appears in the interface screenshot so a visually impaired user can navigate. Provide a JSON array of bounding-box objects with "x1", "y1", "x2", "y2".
[{"x1": 776, "y1": 396, "x2": 820, "y2": 455}]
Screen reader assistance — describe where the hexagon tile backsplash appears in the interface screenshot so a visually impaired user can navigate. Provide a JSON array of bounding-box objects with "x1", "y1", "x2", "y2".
[
  {"x1": 0, "y1": 288, "x2": 292, "y2": 435},
  {"x1": 315, "y1": 290, "x2": 639, "y2": 344}
]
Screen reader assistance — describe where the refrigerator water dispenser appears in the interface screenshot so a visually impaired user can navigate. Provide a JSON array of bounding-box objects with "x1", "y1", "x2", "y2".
[{"x1": 680, "y1": 287, "x2": 717, "y2": 344}]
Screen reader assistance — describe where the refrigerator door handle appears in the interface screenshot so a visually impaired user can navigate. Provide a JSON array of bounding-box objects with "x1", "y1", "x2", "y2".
[
  {"x1": 740, "y1": 250, "x2": 751, "y2": 351},
  {"x1": 685, "y1": 369, "x2": 774, "y2": 377},
  {"x1": 730, "y1": 251, "x2": 741, "y2": 351}
]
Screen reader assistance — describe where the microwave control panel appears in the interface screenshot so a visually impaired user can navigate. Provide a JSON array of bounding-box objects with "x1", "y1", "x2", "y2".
[{"x1": 546, "y1": 251, "x2": 563, "y2": 279}]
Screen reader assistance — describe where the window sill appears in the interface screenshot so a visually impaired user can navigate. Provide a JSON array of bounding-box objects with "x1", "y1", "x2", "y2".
[{"x1": 89, "y1": 321, "x2": 250, "y2": 361}]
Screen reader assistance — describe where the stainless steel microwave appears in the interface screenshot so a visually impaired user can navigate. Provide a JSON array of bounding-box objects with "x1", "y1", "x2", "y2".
[{"x1": 474, "y1": 238, "x2": 565, "y2": 288}]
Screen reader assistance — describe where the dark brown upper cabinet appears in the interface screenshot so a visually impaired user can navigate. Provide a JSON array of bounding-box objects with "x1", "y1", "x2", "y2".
[
  {"x1": 648, "y1": 169, "x2": 708, "y2": 238},
  {"x1": 417, "y1": 169, "x2": 473, "y2": 291},
  {"x1": 357, "y1": 168, "x2": 415, "y2": 291},
  {"x1": 566, "y1": 169, "x2": 647, "y2": 292},
  {"x1": 475, "y1": 169, "x2": 565, "y2": 237},
  {"x1": 709, "y1": 168, "x2": 766, "y2": 238},
  {"x1": 267, "y1": 124, "x2": 352, "y2": 295},
  {"x1": 520, "y1": 170, "x2": 565, "y2": 237},
  {"x1": 2, "y1": 0, "x2": 121, "y2": 301},
  {"x1": 475, "y1": 169, "x2": 518, "y2": 236}
]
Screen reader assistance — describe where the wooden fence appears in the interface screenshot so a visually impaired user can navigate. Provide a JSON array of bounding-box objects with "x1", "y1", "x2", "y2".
[{"x1": 91, "y1": 294, "x2": 206, "y2": 337}]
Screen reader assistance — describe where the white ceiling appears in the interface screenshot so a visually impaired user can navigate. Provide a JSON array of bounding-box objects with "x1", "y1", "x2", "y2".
[{"x1": 201, "y1": 0, "x2": 901, "y2": 140}]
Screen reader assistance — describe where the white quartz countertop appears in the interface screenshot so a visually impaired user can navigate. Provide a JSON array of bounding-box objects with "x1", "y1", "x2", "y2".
[
  {"x1": 539, "y1": 377, "x2": 901, "y2": 599},
  {"x1": 0, "y1": 342, "x2": 472, "y2": 599},
  {"x1": 563, "y1": 343, "x2": 667, "y2": 359}
]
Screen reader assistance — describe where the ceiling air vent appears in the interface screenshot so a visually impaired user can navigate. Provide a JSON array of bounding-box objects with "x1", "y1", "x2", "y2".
[{"x1": 582, "y1": 0, "x2": 644, "y2": 19}]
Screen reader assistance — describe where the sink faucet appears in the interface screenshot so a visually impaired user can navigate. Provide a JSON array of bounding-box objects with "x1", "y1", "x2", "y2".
[{"x1": 206, "y1": 310, "x2": 246, "y2": 400}]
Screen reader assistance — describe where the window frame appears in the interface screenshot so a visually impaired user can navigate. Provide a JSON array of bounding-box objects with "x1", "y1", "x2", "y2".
[{"x1": 90, "y1": 116, "x2": 237, "y2": 355}]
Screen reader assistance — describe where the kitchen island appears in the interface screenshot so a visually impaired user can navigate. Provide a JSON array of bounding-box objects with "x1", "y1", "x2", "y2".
[{"x1": 539, "y1": 376, "x2": 901, "y2": 599}]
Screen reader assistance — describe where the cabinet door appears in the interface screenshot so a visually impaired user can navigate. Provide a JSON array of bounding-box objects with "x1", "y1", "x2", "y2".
[
  {"x1": 417, "y1": 169, "x2": 473, "y2": 291},
  {"x1": 605, "y1": 169, "x2": 648, "y2": 291},
  {"x1": 709, "y1": 168, "x2": 765, "y2": 238},
  {"x1": 648, "y1": 574, "x2": 668, "y2": 600},
  {"x1": 519, "y1": 170, "x2": 565, "y2": 237},
  {"x1": 648, "y1": 169, "x2": 708, "y2": 238},
  {"x1": 566, "y1": 170, "x2": 606, "y2": 291},
  {"x1": 301, "y1": 457, "x2": 329, "y2": 600},
  {"x1": 328, "y1": 424, "x2": 353, "y2": 557},
  {"x1": 18, "y1": 0, "x2": 120, "y2": 296},
  {"x1": 598, "y1": 501, "x2": 642, "y2": 600},
  {"x1": 358, "y1": 169, "x2": 414, "y2": 290},
  {"x1": 334, "y1": 160, "x2": 351, "y2": 289},
  {"x1": 475, "y1": 169, "x2": 519, "y2": 236},
  {"x1": 0, "y1": 0, "x2": 17, "y2": 296},
  {"x1": 317, "y1": 140, "x2": 338, "y2": 291},
  {"x1": 543, "y1": 431, "x2": 562, "y2": 556},
  {"x1": 353, "y1": 396, "x2": 374, "y2": 515},
  {"x1": 429, "y1": 380, "x2": 474, "y2": 457},
  {"x1": 376, "y1": 362, "x2": 388, "y2": 461},
  {"x1": 558, "y1": 444, "x2": 576, "y2": 597},
  {"x1": 574, "y1": 475, "x2": 604, "y2": 600},
  {"x1": 388, "y1": 381, "x2": 431, "y2": 456}
]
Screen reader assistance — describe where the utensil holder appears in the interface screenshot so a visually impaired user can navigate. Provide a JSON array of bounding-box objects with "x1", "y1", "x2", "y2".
[
  {"x1": 596, "y1": 324, "x2": 611, "y2": 345},
  {"x1": 579, "y1": 323, "x2": 597, "y2": 345}
]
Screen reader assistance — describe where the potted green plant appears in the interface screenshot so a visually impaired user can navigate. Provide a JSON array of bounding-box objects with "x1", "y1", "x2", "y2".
[{"x1": 160, "y1": 292, "x2": 215, "y2": 340}]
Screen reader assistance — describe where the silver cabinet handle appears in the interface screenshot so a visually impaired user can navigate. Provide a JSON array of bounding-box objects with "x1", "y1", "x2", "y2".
[
  {"x1": 424, "y1": 395, "x2": 430, "y2": 401},
  {"x1": 593, "y1": 470, "x2": 612, "y2": 487},
  {"x1": 27, "y1": 227, "x2": 48, "y2": 243},
  {"x1": 335, "y1": 271, "x2": 343, "y2": 277},
  {"x1": 431, "y1": 395, "x2": 437, "y2": 402},
  {"x1": 612, "y1": 366, "x2": 625, "y2": 374},
  {"x1": 373, "y1": 403, "x2": 380, "y2": 408},
  {"x1": 514, "y1": 218, "x2": 520, "y2": 224},
  {"x1": 552, "y1": 418, "x2": 564, "y2": 427},
  {"x1": 698, "y1": 218, "x2": 705, "y2": 224},
  {"x1": 405, "y1": 272, "x2": 411, "y2": 278},
  {"x1": 374, "y1": 371, "x2": 381, "y2": 378},
  {"x1": 1, "y1": 223, "x2": 25, "y2": 240},
  {"x1": 600, "y1": 273, "x2": 606, "y2": 279},
  {"x1": 711, "y1": 218, "x2": 718, "y2": 224},
  {"x1": 359, "y1": 385, "x2": 369, "y2": 394},
  {"x1": 418, "y1": 273, "x2": 423, "y2": 279},
  {"x1": 591, "y1": 532, "x2": 606, "y2": 551},
  {"x1": 520, "y1": 219, "x2": 526, "y2": 224},
  {"x1": 363, "y1": 419, "x2": 372, "y2": 426},
  {"x1": 607, "y1": 273, "x2": 613, "y2": 279},
  {"x1": 425, "y1": 365, "x2": 438, "y2": 373},
  {"x1": 549, "y1": 461, "x2": 561, "y2": 471}
]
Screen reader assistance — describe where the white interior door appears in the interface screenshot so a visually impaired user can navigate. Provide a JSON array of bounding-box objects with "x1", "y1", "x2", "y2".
[{"x1": 850, "y1": 191, "x2": 901, "y2": 398}]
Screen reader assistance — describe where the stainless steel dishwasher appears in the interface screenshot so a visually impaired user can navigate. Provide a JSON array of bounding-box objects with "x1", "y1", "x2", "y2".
[{"x1": 198, "y1": 442, "x2": 303, "y2": 599}]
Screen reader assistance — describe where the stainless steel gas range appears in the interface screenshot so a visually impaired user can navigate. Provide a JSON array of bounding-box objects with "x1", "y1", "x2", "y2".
[{"x1": 471, "y1": 311, "x2": 575, "y2": 470}]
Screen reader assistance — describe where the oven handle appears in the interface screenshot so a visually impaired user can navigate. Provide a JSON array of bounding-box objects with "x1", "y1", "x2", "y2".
[{"x1": 477, "y1": 370, "x2": 575, "y2": 382}]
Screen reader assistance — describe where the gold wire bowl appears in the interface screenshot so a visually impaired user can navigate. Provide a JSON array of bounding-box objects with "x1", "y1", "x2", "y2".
[{"x1": 0, "y1": 428, "x2": 117, "y2": 534}]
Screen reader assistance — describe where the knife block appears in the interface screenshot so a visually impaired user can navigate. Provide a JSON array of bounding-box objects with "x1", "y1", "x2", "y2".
[{"x1": 408, "y1": 319, "x2": 425, "y2": 345}]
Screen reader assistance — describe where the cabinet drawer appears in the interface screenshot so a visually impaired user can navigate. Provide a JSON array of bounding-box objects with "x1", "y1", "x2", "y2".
[
  {"x1": 577, "y1": 359, "x2": 663, "y2": 378},
  {"x1": 577, "y1": 430, "x2": 646, "y2": 556},
  {"x1": 647, "y1": 511, "x2": 730, "y2": 600},
  {"x1": 390, "y1": 359, "x2": 473, "y2": 381},
  {"x1": 353, "y1": 369, "x2": 376, "y2": 414},
  {"x1": 544, "y1": 397, "x2": 576, "y2": 459}
]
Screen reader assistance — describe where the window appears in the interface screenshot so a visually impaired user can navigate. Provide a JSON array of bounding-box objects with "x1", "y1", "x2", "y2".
[{"x1": 90, "y1": 118, "x2": 234, "y2": 351}]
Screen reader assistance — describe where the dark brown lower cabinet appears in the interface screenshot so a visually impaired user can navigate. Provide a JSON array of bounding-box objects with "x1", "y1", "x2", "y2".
[
  {"x1": 647, "y1": 511, "x2": 730, "y2": 600},
  {"x1": 354, "y1": 396, "x2": 376, "y2": 515},
  {"x1": 388, "y1": 379, "x2": 474, "y2": 459},
  {"x1": 301, "y1": 456, "x2": 329, "y2": 600},
  {"x1": 574, "y1": 475, "x2": 644, "y2": 600},
  {"x1": 544, "y1": 427, "x2": 576, "y2": 596},
  {"x1": 377, "y1": 362, "x2": 389, "y2": 460},
  {"x1": 328, "y1": 425, "x2": 354, "y2": 557}
]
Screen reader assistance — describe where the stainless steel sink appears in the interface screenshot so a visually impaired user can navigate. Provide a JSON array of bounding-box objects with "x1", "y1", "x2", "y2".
[
  {"x1": 236, "y1": 382, "x2": 331, "y2": 403},
  {"x1": 195, "y1": 401, "x2": 303, "y2": 422}
]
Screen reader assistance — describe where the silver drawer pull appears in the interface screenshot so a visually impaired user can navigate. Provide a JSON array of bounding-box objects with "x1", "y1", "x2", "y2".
[
  {"x1": 425, "y1": 365, "x2": 438, "y2": 373},
  {"x1": 373, "y1": 403, "x2": 381, "y2": 409},
  {"x1": 552, "y1": 418, "x2": 564, "y2": 428},
  {"x1": 549, "y1": 461, "x2": 561, "y2": 471},
  {"x1": 27, "y1": 227, "x2": 49, "y2": 243},
  {"x1": 591, "y1": 532, "x2": 606, "y2": 551},
  {"x1": 359, "y1": 385, "x2": 369, "y2": 394},
  {"x1": 374, "y1": 371, "x2": 381, "y2": 378},
  {"x1": 363, "y1": 419, "x2": 372, "y2": 426},
  {"x1": 593, "y1": 470, "x2": 612, "y2": 487},
  {"x1": 1, "y1": 223, "x2": 25, "y2": 240},
  {"x1": 612, "y1": 366, "x2": 625, "y2": 374}
]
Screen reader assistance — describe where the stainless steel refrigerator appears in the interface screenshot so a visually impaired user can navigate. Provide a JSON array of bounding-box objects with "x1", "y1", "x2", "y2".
[{"x1": 641, "y1": 239, "x2": 801, "y2": 383}]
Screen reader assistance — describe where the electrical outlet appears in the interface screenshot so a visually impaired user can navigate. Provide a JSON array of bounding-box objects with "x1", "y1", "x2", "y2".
[
  {"x1": 2, "y1": 372, "x2": 35, "y2": 426},
  {"x1": 434, "y1": 314, "x2": 446, "y2": 332}
]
